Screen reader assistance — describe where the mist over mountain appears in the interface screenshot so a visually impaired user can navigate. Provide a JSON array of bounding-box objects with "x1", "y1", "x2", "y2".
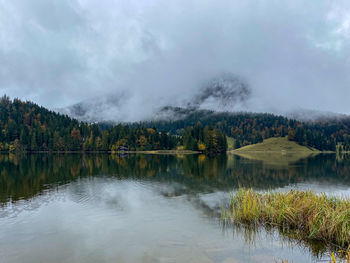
[
  {"x1": 284, "y1": 109, "x2": 349, "y2": 122},
  {"x1": 59, "y1": 72, "x2": 348, "y2": 123},
  {"x1": 1, "y1": 0, "x2": 350, "y2": 119},
  {"x1": 153, "y1": 74, "x2": 253, "y2": 121},
  {"x1": 60, "y1": 73, "x2": 254, "y2": 122},
  {"x1": 189, "y1": 74, "x2": 251, "y2": 111},
  {"x1": 59, "y1": 92, "x2": 128, "y2": 123}
]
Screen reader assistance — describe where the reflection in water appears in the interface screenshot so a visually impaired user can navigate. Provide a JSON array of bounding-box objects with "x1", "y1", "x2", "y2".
[
  {"x1": 1, "y1": 153, "x2": 350, "y2": 204},
  {"x1": 0, "y1": 153, "x2": 350, "y2": 263},
  {"x1": 226, "y1": 218, "x2": 338, "y2": 259}
]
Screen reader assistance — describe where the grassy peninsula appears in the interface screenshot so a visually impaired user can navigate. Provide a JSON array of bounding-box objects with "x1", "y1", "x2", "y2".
[
  {"x1": 230, "y1": 137, "x2": 319, "y2": 153},
  {"x1": 229, "y1": 137, "x2": 320, "y2": 165}
]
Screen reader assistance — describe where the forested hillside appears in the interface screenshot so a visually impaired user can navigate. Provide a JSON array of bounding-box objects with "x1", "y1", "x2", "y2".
[
  {"x1": 1, "y1": 95, "x2": 350, "y2": 153},
  {"x1": 0, "y1": 96, "x2": 227, "y2": 154},
  {"x1": 182, "y1": 124, "x2": 227, "y2": 154},
  {"x1": 0, "y1": 96, "x2": 178, "y2": 152},
  {"x1": 141, "y1": 110, "x2": 350, "y2": 151}
]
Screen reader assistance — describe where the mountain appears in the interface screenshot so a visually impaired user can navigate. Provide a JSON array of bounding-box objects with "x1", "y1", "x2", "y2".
[
  {"x1": 59, "y1": 73, "x2": 252, "y2": 123},
  {"x1": 3, "y1": 91, "x2": 350, "y2": 154},
  {"x1": 59, "y1": 72, "x2": 348, "y2": 126},
  {"x1": 186, "y1": 73, "x2": 251, "y2": 111},
  {"x1": 59, "y1": 92, "x2": 127, "y2": 123}
]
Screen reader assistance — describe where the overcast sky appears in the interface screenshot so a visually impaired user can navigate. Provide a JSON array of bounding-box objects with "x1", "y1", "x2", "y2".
[{"x1": 1, "y1": 0, "x2": 350, "y2": 118}]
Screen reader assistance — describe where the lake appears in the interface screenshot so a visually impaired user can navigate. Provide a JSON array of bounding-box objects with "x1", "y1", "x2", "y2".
[{"x1": 1, "y1": 153, "x2": 350, "y2": 263}]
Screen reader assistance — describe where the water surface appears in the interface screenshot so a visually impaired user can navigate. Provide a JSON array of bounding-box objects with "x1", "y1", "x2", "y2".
[{"x1": 1, "y1": 153, "x2": 350, "y2": 263}]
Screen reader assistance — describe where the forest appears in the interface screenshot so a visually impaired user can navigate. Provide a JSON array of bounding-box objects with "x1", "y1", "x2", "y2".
[
  {"x1": 1, "y1": 95, "x2": 350, "y2": 153},
  {"x1": 141, "y1": 110, "x2": 350, "y2": 151},
  {"x1": 0, "y1": 96, "x2": 226, "y2": 154}
]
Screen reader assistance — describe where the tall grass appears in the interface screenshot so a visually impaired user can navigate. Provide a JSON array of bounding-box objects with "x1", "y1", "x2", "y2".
[
  {"x1": 279, "y1": 252, "x2": 350, "y2": 263},
  {"x1": 223, "y1": 189, "x2": 350, "y2": 249},
  {"x1": 329, "y1": 251, "x2": 350, "y2": 263}
]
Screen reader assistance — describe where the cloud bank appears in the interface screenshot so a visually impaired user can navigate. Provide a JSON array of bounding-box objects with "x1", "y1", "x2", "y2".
[{"x1": 1, "y1": 0, "x2": 350, "y2": 121}]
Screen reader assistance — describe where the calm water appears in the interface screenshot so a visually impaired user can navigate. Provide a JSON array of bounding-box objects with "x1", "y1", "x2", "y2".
[{"x1": 1, "y1": 153, "x2": 350, "y2": 263}]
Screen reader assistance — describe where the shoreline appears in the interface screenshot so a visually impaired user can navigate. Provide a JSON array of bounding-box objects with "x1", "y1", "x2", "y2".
[
  {"x1": 1, "y1": 150, "x2": 200, "y2": 155},
  {"x1": 2, "y1": 150, "x2": 349, "y2": 155},
  {"x1": 114, "y1": 150, "x2": 200, "y2": 155}
]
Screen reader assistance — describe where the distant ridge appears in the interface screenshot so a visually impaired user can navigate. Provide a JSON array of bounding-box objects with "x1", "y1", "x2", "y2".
[
  {"x1": 2, "y1": 95, "x2": 350, "y2": 153},
  {"x1": 59, "y1": 73, "x2": 252, "y2": 123}
]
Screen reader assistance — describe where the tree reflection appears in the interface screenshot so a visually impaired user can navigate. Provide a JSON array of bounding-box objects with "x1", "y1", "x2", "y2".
[{"x1": 1, "y1": 153, "x2": 350, "y2": 205}]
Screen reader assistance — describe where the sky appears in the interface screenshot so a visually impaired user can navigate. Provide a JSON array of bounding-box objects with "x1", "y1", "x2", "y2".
[{"x1": 1, "y1": 0, "x2": 350, "y2": 121}]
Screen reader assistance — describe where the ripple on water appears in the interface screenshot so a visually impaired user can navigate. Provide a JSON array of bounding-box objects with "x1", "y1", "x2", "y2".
[{"x1": 1, "y1": 153, "x2": 350, "y2": 263}]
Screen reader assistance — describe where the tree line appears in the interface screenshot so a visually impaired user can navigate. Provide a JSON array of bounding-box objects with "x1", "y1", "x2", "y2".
[
  {"x1": 2, "y1": 95, "x2": 350, "y2": 153},
  {"x1": 182, "y1": 123, "x2": 227, "y2": 154},
  {"x1": 141, "y1": 110, "x2": 350, "y2": 151},
  {"x1": 0, "y1": 96, "x2": 178, "y2": 152},
  {"x1": 0, "y1": 96, "x2": 226, "y2": 154}
]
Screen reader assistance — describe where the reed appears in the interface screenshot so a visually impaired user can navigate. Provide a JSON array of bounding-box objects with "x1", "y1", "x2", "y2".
[
  {"x1": 279, "y1": 251, "x2": 350, "y2": 262},
  {"x1": 224, "y1": 189, "x2": 350, "y2": 249},
  {"x1": 329, "y1": 251, "x2": 350, "y2": 263},
  {"x1": 279, "y1": 251, "x2": 350, "y2": 263}
]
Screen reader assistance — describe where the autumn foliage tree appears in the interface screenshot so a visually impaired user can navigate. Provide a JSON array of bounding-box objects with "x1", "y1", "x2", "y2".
[
  {"x1": 0, "y1": 96, "x2": 179, "y2": 152},
  {"x1": 184, "y1": 123, "x2": 227, "y2": 154}
]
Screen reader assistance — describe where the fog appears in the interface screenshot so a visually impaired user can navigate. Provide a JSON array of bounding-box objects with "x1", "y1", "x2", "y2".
[{"x1": 1, "y1": 0, "x2": 350, "y2": 121}]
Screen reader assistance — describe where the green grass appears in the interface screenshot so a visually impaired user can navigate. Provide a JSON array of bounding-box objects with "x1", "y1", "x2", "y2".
[
  {"x1": 229, "y1": 137, "x2": 319, "y2": 165},
  {"x1": 231, "y1": 137, "x2": 319, "y2": 153},
  {"x1": 223, "y1": 189, "x2": 350, "y2": 249}
]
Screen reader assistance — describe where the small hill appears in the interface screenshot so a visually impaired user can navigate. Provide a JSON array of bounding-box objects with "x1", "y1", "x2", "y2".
[
  {"x1": 231, "y1": 137, "x2": 319, "y2": 153},
  {"x1": 229, "y1": 137, "x2": 320, "y2": 166}
]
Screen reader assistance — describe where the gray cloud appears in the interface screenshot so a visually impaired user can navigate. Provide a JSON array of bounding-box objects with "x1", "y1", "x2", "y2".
[{"x1": 0, "y1": 0, "x2": 350, "y2": 120}]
